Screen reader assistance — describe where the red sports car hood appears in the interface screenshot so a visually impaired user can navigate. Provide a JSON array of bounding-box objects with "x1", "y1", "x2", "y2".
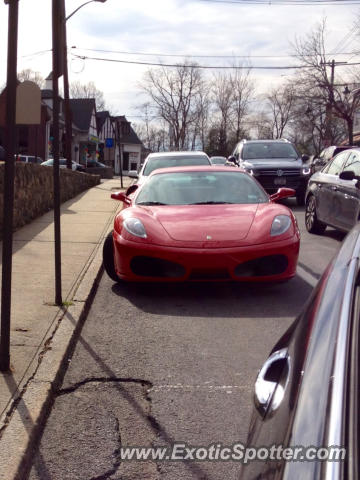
[{"x1": 146, "y1": 204, "x2": 258, "y2": 242}]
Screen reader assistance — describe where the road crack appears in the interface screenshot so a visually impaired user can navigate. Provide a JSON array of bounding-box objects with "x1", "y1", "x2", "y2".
[{"x1": 56, "y1": 377, "x2": 153, "y2": 396}]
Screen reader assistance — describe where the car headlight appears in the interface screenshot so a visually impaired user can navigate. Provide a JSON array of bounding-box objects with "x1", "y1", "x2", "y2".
[
  {"x1": 302, "y1": 167, "x2": 311, "y2": 175},
  {"x1": 271, "y1": 215, "x2": 291, "y2": 237},
  {"x1": 123, "y1": 218, "x2": 147, "y2": 238}
]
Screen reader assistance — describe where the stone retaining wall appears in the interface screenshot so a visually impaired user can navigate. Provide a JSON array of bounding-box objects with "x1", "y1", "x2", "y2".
[{"x1": 0, "y1": 163, "x2": 100, "y2": 235}]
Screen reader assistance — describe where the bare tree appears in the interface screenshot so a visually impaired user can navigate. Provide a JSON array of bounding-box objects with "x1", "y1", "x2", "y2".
[
  {"x1": 265, "y1": 84, "x2": 297, "y2": 139},
  {"x1": 292, "y1": 19, "x2": 360, "y2": 144},
  {"x1": 230, "y1": 64, "x2": 254, "y2": 142},
  {"x1": 18, "y1": 69, "x2": 44, "y2": 88},
  {"x1": 211, "y1": 72, "x2": 233, "y2": 154},
  {"x1": 140, "y1": 63, "x2": 203, "y2": 150},
  {"x1": 69, "y1": 80, "x2": 106, "y2": 111}
]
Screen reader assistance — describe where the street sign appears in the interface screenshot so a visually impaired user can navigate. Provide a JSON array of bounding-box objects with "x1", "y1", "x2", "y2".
[{"x1": 16, "y1": 81, "x2": 41, "y2": 125}]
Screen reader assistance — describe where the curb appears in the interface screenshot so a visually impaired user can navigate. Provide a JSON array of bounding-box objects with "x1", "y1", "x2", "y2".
[{"x1": 0, "y1": 235, "x2": 108, "y2": 480}]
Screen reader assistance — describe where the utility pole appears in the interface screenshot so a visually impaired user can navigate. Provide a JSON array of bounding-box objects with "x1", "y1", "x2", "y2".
[
  {"x1": 52, "y1": 0, "x2": 66, "y2": 305},
  {"x1": 116, "y1": 118, "x2": 124, "y2": 188},
  {"x1": 63, "y1": 1, "x2": 108, "y2": 170},
  {"x1": 324, "y1": 59, "x2": 335, "y2": 147},
  {"x1": 322, "y1": 59, "x2": 347, "y2": 147},
  {"x1": 0, "y1": 0, "x2": 19, "y2": 372},
  {"x1": 63, "y1": 28, "x2": 72, "y2": 170}
]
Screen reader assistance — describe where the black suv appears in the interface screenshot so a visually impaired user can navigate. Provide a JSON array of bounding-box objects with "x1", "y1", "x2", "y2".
[{"x1": 228, "y1": 139, "x2": 310, "y2": 205}]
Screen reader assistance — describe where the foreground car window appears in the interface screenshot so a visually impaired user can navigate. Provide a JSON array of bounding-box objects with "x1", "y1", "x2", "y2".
[
  {"x1": 143, "y1": 156, "x2": 210, "y2": 176},
  {"x1": 135, "y1": 171, "x2": 268, "y2": 205},
  {"x1": 242, "y1": 142, "x2": 298, "y2": 160}
]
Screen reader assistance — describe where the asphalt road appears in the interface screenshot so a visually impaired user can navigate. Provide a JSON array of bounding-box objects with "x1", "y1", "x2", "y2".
[{"x1": 28, "y1": 201, "x2": 345, "y2": 480}]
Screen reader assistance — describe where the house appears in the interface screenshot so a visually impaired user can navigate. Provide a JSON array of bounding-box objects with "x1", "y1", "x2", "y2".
[
  {"x1": 96, "y1": 110, "x2": 116, "y2": 168},
  {"x1": 69, "y1": 98, "x2": 100, "y2": 165},
  {"x1": 112, "y1": 115, "x2": 144, "y2": 175}
]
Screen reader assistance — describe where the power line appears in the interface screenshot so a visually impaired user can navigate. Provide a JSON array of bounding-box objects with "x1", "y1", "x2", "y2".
[
  {"x1": 71, "y1": 46, "x2": 360, "y2": 59},
  {"x1": 71, "y1": 53, "x2": 360, "y2": 70},
  {"x1": 330, "y1": 25, "x2": 358, "y2": 55},
  {"x1": 20, "y1": 46, "x2": 360, "y2": 62}
]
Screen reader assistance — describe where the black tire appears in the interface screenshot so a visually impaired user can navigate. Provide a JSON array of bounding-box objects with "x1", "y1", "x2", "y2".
[
  {"x1": 296, "y1": 193, "x2": 306, "y2": 206},
  {"x1": 103, "y1": 231, "x2": 120, "y2": 282},
  {"x1": 305, "y1": 195, "x2": 327, "y2": 234}
]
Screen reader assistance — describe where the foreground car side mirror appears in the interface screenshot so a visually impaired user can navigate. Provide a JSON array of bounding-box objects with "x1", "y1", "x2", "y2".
[
  {"x1": 111, "y1": 191, "x2": 131, "y2": 205},
  {"x1": 339, "y1": 170, "x2": 355, "y2": 181},
  {"x1": 269, "y1": 188, "x2": 296, "y2": 202}
]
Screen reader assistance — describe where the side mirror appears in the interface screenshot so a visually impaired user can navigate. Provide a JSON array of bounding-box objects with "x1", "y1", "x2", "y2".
[
  {"x1": 128, "y1": 170, "x2": 139, "y2": 179},
  {"x1": 111, "y1": 191, "x2": 131, "y2": 205},
  {"x1": 125, "y1": 184, "x2": 139, "y2": 196},
  {"x1": 227, "y1": 155, "x2": 237, "y2": 164},
  {"x1": 339, "y1": 170, "x2": 355, "y2": 181},
  {"x1": 301, "y1": 154, "x2": 310, "y2": 162},
  {"x1": 270, "y1": 188, "x2": 296, "y2": 202}
]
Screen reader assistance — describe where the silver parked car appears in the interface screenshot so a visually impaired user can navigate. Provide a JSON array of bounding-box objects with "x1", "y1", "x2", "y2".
[{"x1": 128, "y1": 151, "x2": 212, "y2": 186}]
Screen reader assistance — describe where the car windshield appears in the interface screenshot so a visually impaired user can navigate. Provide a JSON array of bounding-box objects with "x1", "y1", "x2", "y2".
[
  {"x1": 211, "y1": 157, "x2": 226, "y2": 164},
  {"x1": 135, "y1": 171, "x2": 268, "y2": 206},
  {"x1": 143, "y1": 155, "x2": 210, "y2": 176},
  {"x1": 242, "y1": 143, "x2": 298, "y2": 160}
]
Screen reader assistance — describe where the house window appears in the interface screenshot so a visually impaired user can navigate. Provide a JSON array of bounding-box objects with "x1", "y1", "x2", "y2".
[{"x1": 123, "y1": 152, "x2": 129, "y2": 170}]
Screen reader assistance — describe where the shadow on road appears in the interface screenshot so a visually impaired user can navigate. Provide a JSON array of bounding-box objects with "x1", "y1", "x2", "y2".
[{"x1": 111, "y1": 274, "x2": 314, "y2": 320}]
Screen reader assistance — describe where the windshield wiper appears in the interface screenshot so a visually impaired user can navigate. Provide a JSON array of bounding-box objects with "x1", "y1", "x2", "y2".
[
  {"x1": 137, "y1": 201, "x2": 168, "y2": 206},
  {"x1": 189, "y1": 201, "x2": 234, "y2": 205}
]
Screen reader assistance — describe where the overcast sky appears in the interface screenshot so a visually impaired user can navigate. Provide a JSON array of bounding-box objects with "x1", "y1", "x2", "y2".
[{"x1": 0, "y1": 0, "x2": 358, "y2": 123}]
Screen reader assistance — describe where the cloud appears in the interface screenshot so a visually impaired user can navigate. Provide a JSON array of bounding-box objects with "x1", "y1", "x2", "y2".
[{"x1": 0, "y1": 0, "x2": 358, "y2": 117}]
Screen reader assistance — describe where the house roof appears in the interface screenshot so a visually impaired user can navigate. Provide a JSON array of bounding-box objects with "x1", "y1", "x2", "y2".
[
  {"x1": 121, "y1": 125, "x2": 143, "y2": 146},
  {"x1": 69, "y1": 98, "x2": 96, "y2": 131},
  {"x1": 111, "y1": 115, "x2": 143, "y2": 146},
  {"x1": 96, "y1": 110, "x2": 110, "y2": 131}
]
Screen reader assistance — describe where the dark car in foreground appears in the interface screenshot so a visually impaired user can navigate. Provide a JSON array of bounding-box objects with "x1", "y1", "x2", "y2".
[
  {"x1": 240, "y1": 222, "x2": 360, "y2": 480},
  {"x1": 305, "y1": 147, "x2": 360, "y2": 234},
  {"x1": 227, "y1": 139, "x2": 310, "y2": 205}
]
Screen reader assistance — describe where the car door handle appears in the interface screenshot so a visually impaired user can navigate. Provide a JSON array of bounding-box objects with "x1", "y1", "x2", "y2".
[
  {"x1": 254, "y1": 348, "x2": 290, "y2": 418},
  {"x1": 317, "y1": 183, "x2": 322, "y2": 188},
  {"x1": 331, "y1": 185, "x2": 338, "y2": 191}
]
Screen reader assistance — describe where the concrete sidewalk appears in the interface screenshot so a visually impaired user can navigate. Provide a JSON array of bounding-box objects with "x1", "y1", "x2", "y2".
[{"x1": 0, "y1": 176, "x2": 131, "y2": 480}]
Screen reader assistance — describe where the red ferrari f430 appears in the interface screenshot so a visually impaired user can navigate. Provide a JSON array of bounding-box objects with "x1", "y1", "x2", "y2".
[{"x1": 103, "y1": 166, "x2": 300, "y2": 283}]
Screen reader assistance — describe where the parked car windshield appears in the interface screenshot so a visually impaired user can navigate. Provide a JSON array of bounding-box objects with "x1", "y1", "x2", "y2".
[
  {"x1": 242, "y1": 142, "x2": 298, "y2": 160},
  {"x1": 135, "y1": 171, "x2": 268, "y2": 206},
  {"x1": 210, "y1": 156, "x2": 227, "y2": 165},
  {"x1": 143, "y1": 155, "x2": 210, "y2": 176}
]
